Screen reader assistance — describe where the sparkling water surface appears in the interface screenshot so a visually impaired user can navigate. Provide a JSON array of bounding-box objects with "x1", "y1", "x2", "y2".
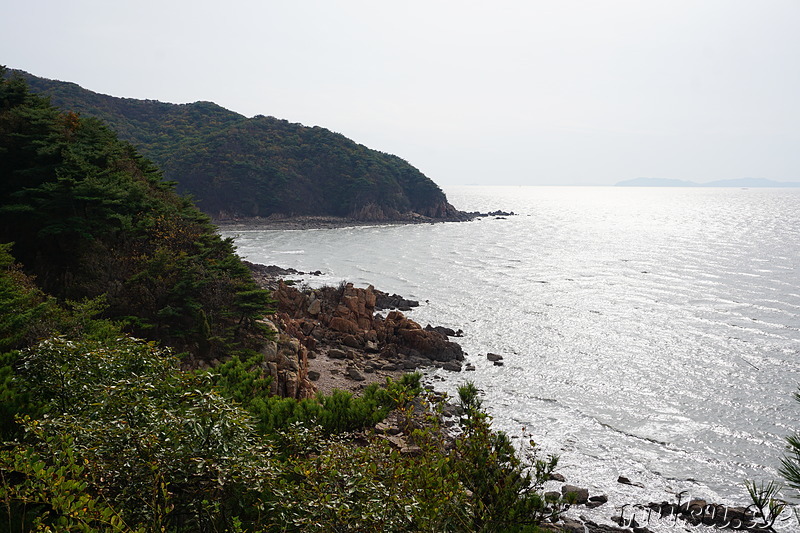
[{"x1": 221, "y1": 186, "x2": 800, "y2": 529}]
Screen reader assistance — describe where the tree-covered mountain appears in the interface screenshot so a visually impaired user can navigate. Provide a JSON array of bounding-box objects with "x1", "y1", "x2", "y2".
[
  {"x1": 0, "y1": 68, "x2": 273, "y2": 362},
  {"x1": 12, "y1": 70, "x2": 465, "y2": 221}
]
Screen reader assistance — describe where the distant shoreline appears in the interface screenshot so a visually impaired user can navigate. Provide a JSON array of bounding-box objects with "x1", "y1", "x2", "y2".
[
  {"x1": 214, "y1": 215, "x2": 451, "y2": 231},
  {"x1": 214, "y1": 210, "x2": 514, "y2": 231},
  {"x1": 615, "y1": 177, "x2": 800, "y2": 188}
]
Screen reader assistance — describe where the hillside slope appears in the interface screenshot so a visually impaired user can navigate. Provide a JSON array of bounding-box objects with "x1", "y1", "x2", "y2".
[
  {"x1": 14, "y1": 70, "x2": 465, "y2": 221},
  {"x1": 0, "y1": 69, "x2": 272, "y2": 361}
]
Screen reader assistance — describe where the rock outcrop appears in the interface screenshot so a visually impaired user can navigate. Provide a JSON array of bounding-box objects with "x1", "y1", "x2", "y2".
[
  {"x1": 257, "y1": 318, "x2": 316, "y2": 399},
  {"x1": 271, "y1": 281, "x2": 465, "y2": 395}
]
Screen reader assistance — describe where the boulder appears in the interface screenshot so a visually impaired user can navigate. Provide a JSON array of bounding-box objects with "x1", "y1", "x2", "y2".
[
  {"x1": 442, "y1": 361, "x2": 462, "y2": 372},
  {"x1": 347, "y1": 367, "x2": 366, "y2": 381},
  {"x1": 329, "y1": 316, "x2": 359, "y2": 335},
  {"x1": 307, "y1": 298, "x2": 322, "y2": 316},
  {"x1": 342, "y1": 334, "x2": 361, "y2": 348},
  {"x1": 374, "y1": 290, "x2": 419, "y2": 310},
  {"x1": 617, "y1": 476, "x2": 644, "y2": 488},
  {"x1": 260, "y1": 327, "x2": 313, "y2": 399},
  {"x1": 561, "y1": 484, "x2": 589, "y2": 504},
  {"x1": 328, "y1": 349, "x2": 347, "y2": 359},
  {"x1": 556, "y1": 518, "x2": 586, "y2": 533},
  {"x1": 424, "y1": 324, "x2": 457, "y2": 337},
  {"x1": 364, "y1": 340, "x2": 379, "y2": 352},
  {"x1": 271, "y1": 278, "x2": 468, "y2": 377}
]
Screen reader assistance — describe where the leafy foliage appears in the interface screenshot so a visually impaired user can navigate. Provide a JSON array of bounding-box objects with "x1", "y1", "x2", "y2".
[
  {"x1": 2, "y1": 334, "x2": 566, "y2": 532},
  {"x1": 209, "y1": 354, "x2": 422, "y2": 435},
  {"x1": 0, "y1": 67, "x2": 565, "y2": 533},
  {"x1": 269, "y1": 428, "x2": 469, "y2": 531},
  {"x1": 14, "y1": 69, "x2": 455, "y2": 220},
  {"x1": 454, "y1": 382, "x2": 565, "y2": 531},
  {"x1": 0, "y1": 68, "x2": 273, "y2": 361},
  {"x1": 781, "y1": 388, "x2": 800, "y2": 493},
  {"x1": 3, "y1": 336, "x2": 274, "y2": 532},
  {"x1": 743, "y1": 480, "x2": 788, "y2": 530},
  {"x1": 0, "y1": 243, "x2": 56, "y2": 353}
]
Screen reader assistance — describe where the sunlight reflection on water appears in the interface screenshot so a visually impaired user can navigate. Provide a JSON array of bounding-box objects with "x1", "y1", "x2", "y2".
[{"x1": 222, "y1": 186, "x2": 800, "y2": 528}]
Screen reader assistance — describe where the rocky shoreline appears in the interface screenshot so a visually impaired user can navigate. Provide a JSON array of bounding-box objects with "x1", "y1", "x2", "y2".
[
  {"x1": 245, "y1": 262, "x2": 778, "y2": 533},
  {"x1": 247, "y1": 262, "x2": 467, "y2": 398},
  {"x1": 215, "y1": 210, "x2": 516, "y2": 231}
]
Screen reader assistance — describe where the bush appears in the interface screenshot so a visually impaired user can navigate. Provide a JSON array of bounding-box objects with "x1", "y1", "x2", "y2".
[
  {"x1": 263, "y1": 381, "x2": 568, "y2": 532},
  {"x1": 1, "y1": 332, "x2": 565, "y2": 532},
  {"x1": 2, "y1": 336, "x2": 274, "y2": 531},
  {"x1": 454, "y1": 381, "x2": 566, "y2": 532},
  {"x1": 209, "y1": 355, "x2": 422, "y2": 436}
]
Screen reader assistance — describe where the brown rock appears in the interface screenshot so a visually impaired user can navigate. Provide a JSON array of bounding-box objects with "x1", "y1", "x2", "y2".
[
  {"x1": 284, "y1": 371, "x2": 298, "y2": 398},
  {"x1": 561, "y1": 484, "x2": 589, "y2": 504},
  {"x1": 347, "y1": 367, "x2": 366, "y2": 381},
  {"x1": 364, "y1": 340, "x2": 379, "y2": 352},
  {"x1": 307, "y1": 298, "x2": 322, "y2": 316},
  {"x1": 329, "y1": 317, "x2": 359, "y2": 335},
  {"x1": 328, "y1": 349, "x2": 347, "y2": 359},
  {"x1": 364, "y1": 285, "x2": 377, "y2": 308},
  {"x1": 556, "y1": 518, "x2": 586, "y2": 533},
  {"x1": 342, "y1": 335, "x2": 362, "y2": 348}
]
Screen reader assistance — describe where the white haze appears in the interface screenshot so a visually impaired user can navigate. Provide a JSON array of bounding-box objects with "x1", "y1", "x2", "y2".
[{"x1": 3, "y1": 0, "x2": 800, "y2": 186}]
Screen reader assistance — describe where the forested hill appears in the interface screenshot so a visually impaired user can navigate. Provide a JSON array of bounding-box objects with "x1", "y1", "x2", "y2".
[
  {"x1": 0, "y1": 68, "x2": 273, "y2": 363},
  {"x1": 12, "y1": 69, "x2": 465, "y2": 221}
]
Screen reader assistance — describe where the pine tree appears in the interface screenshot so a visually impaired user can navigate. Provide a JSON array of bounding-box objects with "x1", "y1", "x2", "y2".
[
  {"x1": 780, "y1": 389, "x2": 800, "y2": 491},
  {"x1": 0, "y1": 68, "x2": 274, "y2": 362}
]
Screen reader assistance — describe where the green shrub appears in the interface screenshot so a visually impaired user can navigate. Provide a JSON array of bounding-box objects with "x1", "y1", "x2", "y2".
[
  {"x1": 266, "y1": 423, "x2": 469, "y2": 532},
  {"x1": 3, "y1": 336, "x2": 274, "y2": 532},
  {"x1": 453, "y1": 381, "x2": 567, "y2": 532},
  {"x1": 208, "y1": 354, "x2": 422, "y2": 436}
]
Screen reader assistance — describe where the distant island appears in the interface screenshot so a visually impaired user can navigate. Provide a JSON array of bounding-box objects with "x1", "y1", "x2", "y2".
[
  {"x1": 10, "y1": 69, "x2": 467, "y2": 223},
  {"x1": 616, "y1": 177, "x2": 800, "y2": 188}
]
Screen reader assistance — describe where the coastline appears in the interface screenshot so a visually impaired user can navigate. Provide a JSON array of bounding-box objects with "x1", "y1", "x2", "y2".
[
  {"x1": 215, "y1": 215, "x2": 465, "y2": 231},
  {"x1": 248, "y1": 261, "x2": 465, "y2": 398},
  {"x1": 249, "y1": 261, "x2": 785, "y2": 533},
  {"x1": 214, "y1": 210, "x2": 514, "y2": 231}
]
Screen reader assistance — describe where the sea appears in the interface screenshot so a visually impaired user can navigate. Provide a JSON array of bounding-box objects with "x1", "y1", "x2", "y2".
[{"x1": 220, "y1": 185, "x2": 800, "y2": 530}]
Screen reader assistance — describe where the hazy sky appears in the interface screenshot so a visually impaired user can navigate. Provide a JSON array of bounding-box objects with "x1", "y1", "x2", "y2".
[{"x1": 4, "y1": 0, "x2": 800, "y2": 186}]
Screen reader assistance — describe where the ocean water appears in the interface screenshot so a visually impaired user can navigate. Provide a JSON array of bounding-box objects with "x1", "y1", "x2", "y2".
[{"x1": 221, "y1": 186, "x2": 800, "y2": 528}]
